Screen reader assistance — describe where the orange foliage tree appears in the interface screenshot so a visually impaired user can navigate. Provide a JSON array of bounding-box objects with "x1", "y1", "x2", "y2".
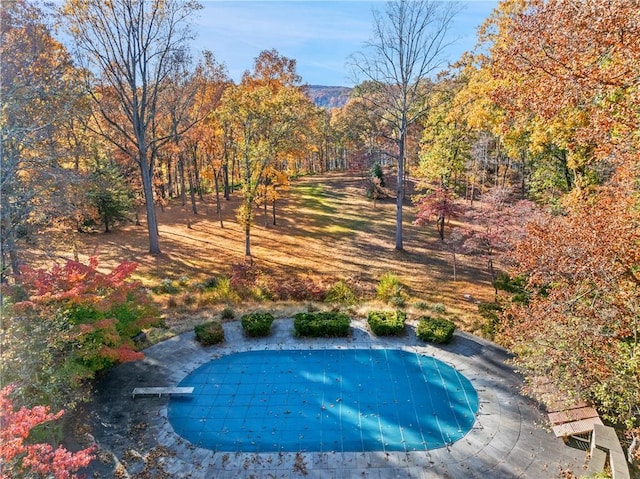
[
  {"x1": 484, "y1": 0, "x2": 640, "y2": 184},
  {"x1": 481, "y1": 0, "x2": 640, "y2": 439},
  {"x1": 0, "y1": 0, "x2": 83, "y2": 278},
  {"x1": 218, "y1": 49, "x2": 316, "y2": 257},
  {"x1": 501, "y1": 185, "x2": 640, "y2": 428}
]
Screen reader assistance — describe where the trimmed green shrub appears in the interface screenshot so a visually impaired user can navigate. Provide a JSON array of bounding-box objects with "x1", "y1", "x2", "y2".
[
  {"x1": 367, "y1": 310, "x2": 406, "y2": 336},
  {"x1": 416, "y1": 316, "x2": 456, "y2": 344},
  {"x1": 293, "y1": 311, "x2": 350, "y2": 337},
  {"x1": 241, "y1": 312, "x2": 274, "y2": 337},
  {"x1": 324, "y1": 279, "x2": 358, "y2": 306},
  {"x1": 194, "y1": 321, "x2": 225, "y2": 345}
]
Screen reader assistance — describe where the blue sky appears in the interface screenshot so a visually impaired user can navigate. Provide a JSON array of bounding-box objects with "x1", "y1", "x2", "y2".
[{"x1": 192, "y1": 1, "x2": 498, "y2": 86}]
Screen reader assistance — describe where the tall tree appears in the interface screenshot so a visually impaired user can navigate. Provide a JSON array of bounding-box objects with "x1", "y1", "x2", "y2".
[
  {"x1": 0, "y1": 0, "x2": 81, "y2": 279},
  {"x1": 501, "y1": 185, "x2": 640, "y2": 430},
  {"x1": 348, "y1": 0, "x2": 460, "y2": 250},
  {"x1": 481, "y1": 0, "x2": 640, "y2": 195},
  {"x1": 62, "y1": 0, "x2": 202, "y2": 255},
  {"x1": 219, "y1": 50, "x2": 313, "y2": 257}
]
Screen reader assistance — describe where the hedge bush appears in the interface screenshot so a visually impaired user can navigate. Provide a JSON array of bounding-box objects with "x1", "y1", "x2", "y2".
[
  {"x1": 194, "y1": 321, "x2": 225, "y2": 345},
  {"x1": 293, "y1": 311, "x2": 351, "y2": 337},
  {"x1": 241, "y1": 312, "x2": 275, "y2": 337},
  {"x1": 416, "y1": 316, "x2": 455, "y2": 344},
  {"x1": 367, "y1": 310, "x2": 406, "y2": 336}
]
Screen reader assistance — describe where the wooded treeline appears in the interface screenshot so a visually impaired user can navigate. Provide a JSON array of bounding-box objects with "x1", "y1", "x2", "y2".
[{"x1": 1, "y1": 0, "x2": 639, "y2": 469}]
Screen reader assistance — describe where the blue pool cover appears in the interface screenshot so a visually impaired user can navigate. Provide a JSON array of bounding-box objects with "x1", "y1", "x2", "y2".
[{"x1": 168, "y1": 349, "x2": 478, "y2": 452}]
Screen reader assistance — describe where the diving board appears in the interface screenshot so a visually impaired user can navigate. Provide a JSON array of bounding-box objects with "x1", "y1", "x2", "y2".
[{"x1": 131, "y1": 386, "x2": 194, "y2": 399}]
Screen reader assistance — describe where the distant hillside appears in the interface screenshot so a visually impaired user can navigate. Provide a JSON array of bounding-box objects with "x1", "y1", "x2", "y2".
[{"x1": 306, "y1": 85, "x2": 352, "y2": 109}]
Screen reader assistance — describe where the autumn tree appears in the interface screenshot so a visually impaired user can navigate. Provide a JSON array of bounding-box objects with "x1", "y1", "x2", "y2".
[
  {"x1": 0, "y1": 385, "x2": 95, "y2": 479},
  {"x1": 479, "y1": 0, "x2": 640, "y2": 200},
  {"x1": 1, "y1": 258, "x2": 160, "y2": 411},
  {"x1": 417, "y1": 73, "x2": 473, "y2": 190},
  {"x1": 160, "y1": 50, "x2": 227, "y2": 216},
  {"x1": 62, "y1": 0, "x2": 202, "y2": 255},
  {"x1": 413, "y1": 186, "x2": 464, "y2": 241},
  {"x1": 348, "y1": 0, "x2": 460, "y2": 250},
  {"x1": 478, "y1": 0, "x2": 640, "y2": 450},
  {"x1": 219, "y1": 50, "x2": 314, "y2": 257},
  {"x1": 0, "y1": 0, "x2": 82, "y2": 279},
  {"x1": 501, "y1": 186, "x2": 640, "y2": 431},
  {"x1": 463, "y1": 187, "x2": 538, "y2": 291}
]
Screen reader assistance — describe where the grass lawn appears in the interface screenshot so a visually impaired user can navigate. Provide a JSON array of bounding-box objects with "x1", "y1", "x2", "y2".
[{"x1": 27, "y1": 171, "x2": 494, "y2": 336}]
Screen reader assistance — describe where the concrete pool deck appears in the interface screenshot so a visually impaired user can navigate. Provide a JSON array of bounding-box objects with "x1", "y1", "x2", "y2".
[{"x1": 88, "y1": 318, "x2": 588, "y2": 478}]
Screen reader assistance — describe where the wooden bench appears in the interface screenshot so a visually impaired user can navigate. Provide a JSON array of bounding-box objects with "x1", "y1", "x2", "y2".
[
  {"x1": 548, "y1": 406, "x2": 600, "y2": 425},
  {"x1": 551, "y1": 416, "x2": 604, "y2": 442},
  {"x1": 548, "y1": 402, "x2": 602, "y2": 443},
  {"x1": 131, "y1": 386, "x2": 194, "y2": 399}
]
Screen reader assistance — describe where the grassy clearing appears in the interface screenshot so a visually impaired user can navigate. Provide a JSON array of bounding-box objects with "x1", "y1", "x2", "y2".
[{"x1": 26, "y1": 172, "x2": 494, "y2": 337}]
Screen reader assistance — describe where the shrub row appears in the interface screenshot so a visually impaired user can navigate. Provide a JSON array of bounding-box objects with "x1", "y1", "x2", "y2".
[
  {"x1": 293, "y1": 311, "x2": 351, "y2": 337},
  {"x1": 195, "y1": 313, "x2": 456, "y2": 345},
  {"x1": 367, "y1": 310, "x2": 406, "y2": 336}
]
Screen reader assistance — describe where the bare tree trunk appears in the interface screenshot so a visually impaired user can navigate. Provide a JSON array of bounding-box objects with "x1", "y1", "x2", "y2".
[
  {"x1": 191, "y1": 150, "x2": 203, "y2": 201},
  {"x1": 223, "y1": 162, "x2": 230, "y2": 200},
  {"x1": 186, "y1": 160, "x2": 198, "y2": 215},
  {"x1": 272, "y1": 199, "x2": 277, "y2": 226},
  {"x1": 213, "y1": 169, "x2": 224, "y2": 228},
  {"x1": 140, "y1": 161, "x2": 161, "y2": 255},
  {"x1": 167, "y1": 155, "x2": 175, "y2": 198},
  {"x1": 178, "y1": 156, "x2": 187, "y2": 207},
  {"x1": 395, "y1": 131, "x2": 405, "y2": 251},
  {"x1": 437, "y1": 215, "x2": 444, "y2": 241},
  {"x1": 264, "y1": 198, "x2": 268, "y2": 227},
  {"x1": 245, "y1": 224, "x2": 251, "y2": 256},
  {"x1": 6, "y1": 231, "x2": 20, "y2": 278},
  {"x1": 231, "y1": 155, "x2": 237, "y2": 193}
]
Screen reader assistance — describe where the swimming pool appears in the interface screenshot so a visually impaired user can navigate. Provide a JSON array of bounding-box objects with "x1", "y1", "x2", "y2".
[{"x1": 168, "y1": 348, "x2": 478, "y2": 453}]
